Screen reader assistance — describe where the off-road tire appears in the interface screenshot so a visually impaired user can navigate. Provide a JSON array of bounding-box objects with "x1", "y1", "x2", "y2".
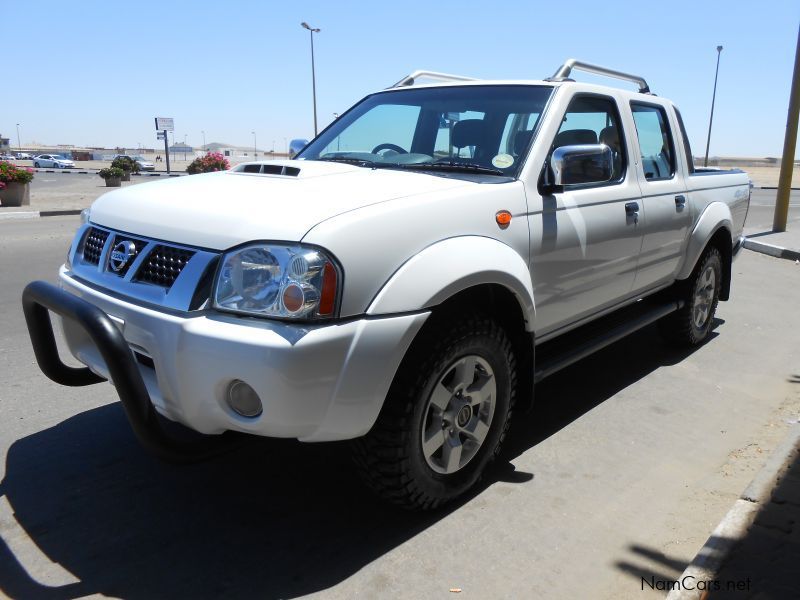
[
  {"x1": 659, "y1": 246, "x2": 722, "y2": 347},
  {"x1": 352, "y1": 312, "x2": 516, "y2": 510}
]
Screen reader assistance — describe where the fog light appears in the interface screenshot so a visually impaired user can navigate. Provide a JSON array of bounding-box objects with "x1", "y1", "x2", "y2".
[{"x1": 226, "y1": 380, "x2": 263, "y2": 417}]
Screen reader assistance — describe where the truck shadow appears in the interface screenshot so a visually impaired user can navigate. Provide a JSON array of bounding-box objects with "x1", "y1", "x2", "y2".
[{"x1": 0, "y1": 322, "x2": 714, "y2": 599}]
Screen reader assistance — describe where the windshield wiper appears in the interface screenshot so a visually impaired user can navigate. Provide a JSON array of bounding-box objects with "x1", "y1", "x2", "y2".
[
  {"x1": 397, "y1": 161, "x2": 505, "y2": 176},
  {"x1": 315, "y1": 156, "x2": 378, "y2": 168}
]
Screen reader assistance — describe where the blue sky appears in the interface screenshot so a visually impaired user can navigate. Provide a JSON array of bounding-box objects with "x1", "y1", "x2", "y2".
[{"x1": 2, "y1": 0, "x2": 798, "y2": 157}]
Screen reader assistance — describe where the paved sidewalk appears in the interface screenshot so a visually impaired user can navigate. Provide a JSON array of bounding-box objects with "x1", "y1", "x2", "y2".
[{"x1": 710, "y1": 435, "x2": 800, "y2": 599}]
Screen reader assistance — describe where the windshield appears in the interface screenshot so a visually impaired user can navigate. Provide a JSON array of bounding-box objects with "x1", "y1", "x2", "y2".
[{"x1": 298, "y1": 85, "x2": 552, "y2": 178}]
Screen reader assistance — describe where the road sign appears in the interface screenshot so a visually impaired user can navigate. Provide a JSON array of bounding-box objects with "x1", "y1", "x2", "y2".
[
  {"x1": 156, "y1": 131, "x2": 166, "y2": 140},
  {"x1": 155, "y1": 117, "x2": 174, "y2": 131}
]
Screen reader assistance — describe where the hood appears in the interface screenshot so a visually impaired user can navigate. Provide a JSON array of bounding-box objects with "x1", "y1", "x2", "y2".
[{"x1": 89, "y1": 161, "x2": 471, "y2": 250}]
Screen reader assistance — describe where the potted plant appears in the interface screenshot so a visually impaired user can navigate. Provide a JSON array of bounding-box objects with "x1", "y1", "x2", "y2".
[
  {"x1": 98, "y1": 167, "x2": 125, "y2": 187},
  {"x1": 111, "y1": 156, "x2": 138, "y2": 181},
  {"x1": 186, "y1": 152, "x2": 230, "y2": 174},
  {"x1": 0, "y1": 160, "x2": 35, "y2": 207}
]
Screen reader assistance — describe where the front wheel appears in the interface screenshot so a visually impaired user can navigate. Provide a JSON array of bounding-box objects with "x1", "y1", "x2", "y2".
[
  {"x1": 352, "y1": 313, "x2": 516, "y2": 510},
  {"x1": 659, "y1": 246, "x2": 722, "y2": 346}
]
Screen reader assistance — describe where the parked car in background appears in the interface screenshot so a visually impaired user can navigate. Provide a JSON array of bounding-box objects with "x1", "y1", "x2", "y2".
[
  {"x1": 112, "y1": 154, "x2": 156, "y2": 172},
  {"x1": 0, "y1": 153, "x2": 17, "y2": 162},
  {"x1": 132, "y1": 155, "x2": 155, "y2": 171},
  {"x1": 16, "y1": 152, "x2": 32, "y2": 160},
  {"x1": 34, "y1": 154, "x2": 75, "y2": 168}
]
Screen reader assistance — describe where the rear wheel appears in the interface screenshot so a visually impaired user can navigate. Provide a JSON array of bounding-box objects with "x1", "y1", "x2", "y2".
[
  {"x1": 352, "y1": 313, "x2": 516, "y2": 510},
  {"x1": 659, "y1": 246, "x2": 722, "y2": 346}
]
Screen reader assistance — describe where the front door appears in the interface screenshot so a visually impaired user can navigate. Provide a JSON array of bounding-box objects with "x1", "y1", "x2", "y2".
[{"x1": 529, "y1": 93, "x2": 644, "y2": 337}]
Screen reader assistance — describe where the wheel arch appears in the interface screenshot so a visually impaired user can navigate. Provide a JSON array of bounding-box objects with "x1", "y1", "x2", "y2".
[{"x1": 677, "y1": 203, "x2": 733, "y2": 301}]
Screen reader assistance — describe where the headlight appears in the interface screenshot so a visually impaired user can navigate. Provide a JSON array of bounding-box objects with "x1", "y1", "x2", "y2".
[{"x1": 213, "y1": 243, "x2": 341, "y2": 320}]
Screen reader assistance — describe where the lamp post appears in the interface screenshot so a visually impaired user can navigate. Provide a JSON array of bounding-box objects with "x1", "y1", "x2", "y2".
[
  {"x1": 301, "y1": 21, "x2": 321, "y2": 136},
  {"x1": 703, "y1": 45, "x2": 723, "y2": 167},
  {"x1": 201, "y1": 130, "x2": 206, "y2": 152},
  {"x1": 252, "y1": 131, "x2": 257, "y2": 159},
  {"x1": 283, "y1": 137, "x2": 287, "y2": 157},
  {"x1": 15, "y1": 123, "x2": 21, "y2": 153}
]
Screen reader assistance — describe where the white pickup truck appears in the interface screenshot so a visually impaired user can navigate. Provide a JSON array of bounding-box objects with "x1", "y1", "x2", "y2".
[{"x1": 23, "y1": 59, "x2": 750, "y2": 509}]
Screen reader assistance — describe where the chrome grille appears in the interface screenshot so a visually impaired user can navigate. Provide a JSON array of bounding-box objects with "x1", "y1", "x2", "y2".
[
  {"x1": 82, "y1": 228, "x2": 109, "y2": 264},
  {"x1": 135, "y1": 245, "x2": 196, "y2": 287},
  {"x1": 72, "y1": 224, "x2": 218, "y2": 310}
]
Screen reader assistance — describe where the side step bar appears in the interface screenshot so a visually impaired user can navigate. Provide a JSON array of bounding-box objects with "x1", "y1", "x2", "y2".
[{"x1": 533, "y1": 297, "x2": 683, "y2": 383}]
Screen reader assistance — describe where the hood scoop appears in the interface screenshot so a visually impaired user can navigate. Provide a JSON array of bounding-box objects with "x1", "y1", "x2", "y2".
[{"x1": 235, "y1": 163, "x2": 301, "y2": 177}]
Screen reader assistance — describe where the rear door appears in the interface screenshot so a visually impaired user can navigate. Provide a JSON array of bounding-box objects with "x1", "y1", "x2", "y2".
[{"x1": 629, "y1": 101, "x2": 692, "y2": 289}]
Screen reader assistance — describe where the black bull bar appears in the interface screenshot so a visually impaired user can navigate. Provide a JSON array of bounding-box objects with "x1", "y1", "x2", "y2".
[{"x1": 21, "y1": 280, "x2": 235, "y2": 462}]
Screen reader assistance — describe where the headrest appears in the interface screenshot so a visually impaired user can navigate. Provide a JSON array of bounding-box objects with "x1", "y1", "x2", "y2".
[
  {"x1": 554, "y1": 128, "x2": 597, "y2": 147},
  {"x1": 599, "y1": 126, "x2": 620, "y2": 147},
  {"x1": 452, "y1": 119, "x2": 486, "y2": 148},
  {"x1": 514, "y1": 130, "x2": 534, "y2": 155}
]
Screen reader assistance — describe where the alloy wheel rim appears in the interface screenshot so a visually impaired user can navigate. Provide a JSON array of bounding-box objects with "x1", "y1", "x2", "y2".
[
  {"x1": 421, "y1": 355, "x2": 496, "y2": 475},
  {"x1": 692, "y1": 265, "x2": 716, "y2": 329}
]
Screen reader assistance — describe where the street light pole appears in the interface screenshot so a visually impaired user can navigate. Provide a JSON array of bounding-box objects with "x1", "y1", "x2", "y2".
[
  {"x1": 201, "y1": 130, "x2": 206, "y2": 152},
  {"x1": 252, "y1": 131, "x2": 257, "y2": 159},
  {"x1": 704, "y1": 45, "x2": 723, "y2": 167},
  {"x1": 301, "y1": 22, "x2": 321, "y2": 136},
  {"x1": 15, "y1": 123, "x2": 21, "y2": 153}
]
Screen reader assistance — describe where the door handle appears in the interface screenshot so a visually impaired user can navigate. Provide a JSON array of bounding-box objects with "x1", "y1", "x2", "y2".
[
  {"x1": 625, "y1": 202, "x2": 639, "y2": 215},
  {"x1": 675, "y1": 195, "x2": 686, "y2": 207}
]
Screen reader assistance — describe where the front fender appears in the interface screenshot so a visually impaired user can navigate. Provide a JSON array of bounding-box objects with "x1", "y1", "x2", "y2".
[
  {"x1": 676, "y1": 202, "x2": 733, "y2": 281},
  {"x1": 367, "y1": 236, "x2": 535, "y2": 330}
]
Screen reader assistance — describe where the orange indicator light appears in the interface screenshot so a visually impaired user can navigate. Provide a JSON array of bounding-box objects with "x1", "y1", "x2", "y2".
[{"x1": 495, "y1": 210, "x2": 512, "y2": 229}]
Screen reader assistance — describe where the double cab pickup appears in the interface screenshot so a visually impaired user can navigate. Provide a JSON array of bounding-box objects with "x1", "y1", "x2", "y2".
[{"x1": 23, "y1": 59, "x2": 750, "y2": 509}]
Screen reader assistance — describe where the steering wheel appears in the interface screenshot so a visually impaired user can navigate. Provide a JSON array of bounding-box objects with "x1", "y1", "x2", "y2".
[{"x1": 371, "y1": 143, "x2": 408, "y2": 155}]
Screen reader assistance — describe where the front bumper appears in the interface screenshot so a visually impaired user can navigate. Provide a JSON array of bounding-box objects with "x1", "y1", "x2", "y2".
[{"x1": 24, "y1": 269, "x2": 429, "y2": 443}]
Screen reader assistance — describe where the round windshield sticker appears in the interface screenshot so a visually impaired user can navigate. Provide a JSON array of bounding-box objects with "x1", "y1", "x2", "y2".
[{"x1": 492, "y1": 153, "x2": 514, "y2": 169}]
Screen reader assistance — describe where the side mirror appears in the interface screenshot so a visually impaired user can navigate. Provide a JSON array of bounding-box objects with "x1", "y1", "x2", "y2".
[
  {"x1": 289, "y1": 139, "x2": 309, "y2": 158},
  {"x1": 540, "y1": 144, "x2": 613, "y2": 194}
]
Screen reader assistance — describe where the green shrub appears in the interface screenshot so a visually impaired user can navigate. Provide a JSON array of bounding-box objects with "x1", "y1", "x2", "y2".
[
  {"x1": 98, "y1": 167, "x2": 125, "y2": 179},
  {"x1": 112, "y1": 156, "x2": 138, "y2": 173}
]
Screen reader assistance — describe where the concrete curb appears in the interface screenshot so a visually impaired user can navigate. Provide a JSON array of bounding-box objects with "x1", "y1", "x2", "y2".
[
  {"x1": 743, "y1": 238, "x2": 800, "y2": 262},
  {"x1": 33, "y1": 169, "x2": 183, "y2": 177},
  {"x1": 0, "y1": 211, "x2": 39, "y2": 221},
  {"x1": 0, "y1": 209, "x2": 82, "y2": 220},
  {"x1": 666, "y1": 424, "x2": 800, "y2": 600}
]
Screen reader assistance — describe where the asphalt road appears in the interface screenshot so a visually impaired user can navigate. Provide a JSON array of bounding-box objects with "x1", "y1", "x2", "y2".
[
  {"x1": 0, "y1": 216, "x2": 798, "y2": 599},
  {"x1": 744, "y1": 188, "x2": 800, "y2": 233}
]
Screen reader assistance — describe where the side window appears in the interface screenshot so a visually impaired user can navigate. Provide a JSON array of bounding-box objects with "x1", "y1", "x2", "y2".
[
  {"x1": 553, "y1": 95, "x2": 626, "y2": 183},
  {"x1": 631, "y1": 103, "x2": 675, "y2": 180}
]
